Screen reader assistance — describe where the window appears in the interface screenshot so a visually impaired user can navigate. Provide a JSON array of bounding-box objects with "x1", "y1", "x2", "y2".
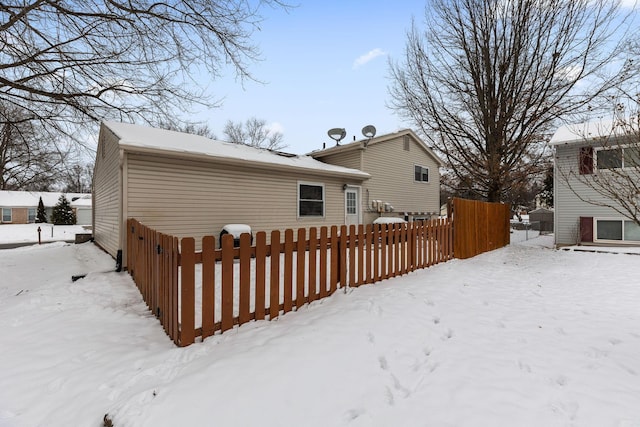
[
  {"x1": 2, "y1": 208, "x2": 11, "y2": 223},
  {"x1": 28, "y1": 208, "x2": 36, "y2": 223},
  {"x1": 346, "y1": 191, "x2": 357, "y2": 214},
  {"x1": 403, "y1": 135, "x2": 410, "y2": 151},
  {"x1": 298, "y1": 182, "x2": 324, "y2": 217},
  {"x1": 414, "y1": 165, "x2": 429, "y2": 183},
  {"x1": 596, "y1": 144, "x2": 640, "y2": 170},
  {"x1": 595, "y1": 218, "x2": 640, "y2": 242}
]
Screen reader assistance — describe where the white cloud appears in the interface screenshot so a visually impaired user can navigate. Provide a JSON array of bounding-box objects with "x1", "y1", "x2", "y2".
[
  {"x1": 266, "y1": 121, "x2": 285, "y2": 135},
  {"x1": 353, "y1": 48, "x2": 387, "y2": 69}
]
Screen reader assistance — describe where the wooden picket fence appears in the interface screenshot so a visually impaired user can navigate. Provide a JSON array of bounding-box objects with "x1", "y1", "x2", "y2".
[
  {"x1": 126, "y1": 218, "x2": 453, "y2": 346},
  {"x1": 450, "y1": 197, "x2": 511, "y2": 259}
]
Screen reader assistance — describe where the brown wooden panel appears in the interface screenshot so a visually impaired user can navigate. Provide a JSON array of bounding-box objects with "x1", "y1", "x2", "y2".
[
  {"x1": 270, "y1": 230, "x2": 280, "y2": 320},
  {"x1": 221, "y1": 234, "x2": 234, "y2": 332},
  {"x1": 373, "y1": 224, "x2": 380, "y2": 282},
  {"x1": 179, "y1": 237, "x2": 196, "y2": 346},
  {"x1": 392, "y1": 225, "x2": 399, "y2": 277},
  {"x1": 339, "y1": 225, "x2": 347, "y2": 289},
  {"x1": 255, "y1": 232, "x2": 267, "y2": 321},
  {"x1": 348, "y1": 224, "x2": 356, "y2": 287},
  {"x1": 319, "y1": 227, "x2": 328, "y2": 298},
  {"x1": 357, "y1": 224, "x2": 364, "y2": 286},
  {"x1": 380, "y1": 224, "x2": 387, "y2": 280},
  {"x1": 283, "y1": 229, "x2": 294, "y2": 313},
  {"x1": 365, "y1": 224, "x2": 373, "y2": 284},
  {"x1": 296, "y1": 228, "x2": 306, "y2": 308},
  {"x1": 329, "y1": 225, "x2": 338, "y2": 294},
  {"x1": 202, "y1": 235, "x2": 215, "y2": 339},
  {"x1": 308, "y1": 227, "x2": 318, "y2": 302},
  {"x1": 400, "y1": 224, "x2": 407, "y2": 275},
  {"x1": 239, "y1": 233, "x2": 251, "y2": 325}
]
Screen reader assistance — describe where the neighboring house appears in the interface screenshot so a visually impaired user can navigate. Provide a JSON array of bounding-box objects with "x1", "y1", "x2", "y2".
[
  {"x1": 92, "y1": 121, "x2": 370, "y2": 266},
  {"x1": 551, "y1": 120, "x2": 640, "y2": 246},
  {"x1": 0, "y1": 191, "x2": 92, "y2": 225},
  {"x1": 310, "y1": 129, "x2": 444, "y2": 225}
]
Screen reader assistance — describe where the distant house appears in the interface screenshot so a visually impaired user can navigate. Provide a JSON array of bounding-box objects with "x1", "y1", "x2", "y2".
[
  {"x1": 92, "y1": 121, "x2": 370, "y2": 266},
  {"x1": 0, "y1": 191, "x2": 92, "y2": 225},
  {"x1": 551, "y1": 120, "x2": 640, "y2": 246},
  {"x1": 310, "y1": 129, "x2": 444, "y2": 224}
]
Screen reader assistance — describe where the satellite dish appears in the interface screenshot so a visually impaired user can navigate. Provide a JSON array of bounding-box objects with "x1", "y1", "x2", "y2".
[
  {"x1": 327, "y1": 128, "x2": 346, "y2": 145},
  {"x1": 362, "y1": 125, "x2": 377, "y2": 139}
]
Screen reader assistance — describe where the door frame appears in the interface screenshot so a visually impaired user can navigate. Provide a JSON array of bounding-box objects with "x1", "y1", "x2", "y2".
[{"x1": 344, "y1": 185, "x2": 362, "y2": 226}]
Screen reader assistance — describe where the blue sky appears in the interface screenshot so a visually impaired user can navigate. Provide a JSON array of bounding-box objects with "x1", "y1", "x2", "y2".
[{"x1": 196, "y1": 2, "x2": 425, "y2": 154}]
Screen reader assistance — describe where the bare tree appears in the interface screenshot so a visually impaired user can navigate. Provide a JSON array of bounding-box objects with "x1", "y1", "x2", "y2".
[
  {"x1": 0, "y1": 1, "x2": 287, "y2": 143},
  {"x1": 223, "y1": 117, "x2": 286, "y2": 150},
  {"x1": 0, "y1": 103, "x2": 65, "y2": 190},
  {"x1": 158, "y1": 121, "x2": 218, "y2": 140},
  {"x1": 389, "y1": 0, "x2": 634, "y2": 202},
  {"x1": 62, "y1": 163, "x2": 93, "y2": 193}
]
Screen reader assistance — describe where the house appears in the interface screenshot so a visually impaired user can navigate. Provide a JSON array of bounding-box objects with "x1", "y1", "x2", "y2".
[
  {"x1": 310, "y1": 129, "x2": 444, "y2": 224},
  {"x1": 551, "y1": 120, "x2": 640, "y2": 246},
  {"x1": 92, "y1": 121, "x2": 371, "y2": 267},
  {"x1": 0, "y1": 191, "x2": 92, "y2": 225}
]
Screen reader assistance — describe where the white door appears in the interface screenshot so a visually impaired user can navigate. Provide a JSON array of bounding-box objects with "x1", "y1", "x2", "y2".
[{"x1": 345, "y1": 188, "x2": 360, "y2": 226}]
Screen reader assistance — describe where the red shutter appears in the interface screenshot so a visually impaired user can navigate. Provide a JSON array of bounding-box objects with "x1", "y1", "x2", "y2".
[
  {"x1": 579, "y1": 147, "x2": 593, "y2": 174},
  {"x1": 580, "y1": 217, "x2": 593, "y2": 243}
]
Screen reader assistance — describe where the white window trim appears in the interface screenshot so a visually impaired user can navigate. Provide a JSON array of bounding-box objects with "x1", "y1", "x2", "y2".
[
  {"x1": 594, "y1": 143, "x2": 639, "y2": 170},
  {"x1": 297, "y1": 181, "x2": 325, "y2": 219},
  {"x1": 28, "y1": 208, "x2": 36, "y2": 223},
  {"x1": 414, "y1": 164, "x2": 430, "y2": 183},
  {"x1": 593, "y1": 217, "x2": 640, "y2": 244},
  {"x1": 2, "y1": 207, "x2": 12, "y2": 223}
]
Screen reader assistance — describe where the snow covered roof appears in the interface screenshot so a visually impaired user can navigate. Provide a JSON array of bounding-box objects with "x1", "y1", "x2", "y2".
[
  {"x1": 550, "y1": 118, "x2": 638, "y2": 146},
  {"x1": 103, "y1": 121, "x2": 370, "y2": 179},
  {"x1": 0, "y1": 191, "x2": 91, "y2": 208}
]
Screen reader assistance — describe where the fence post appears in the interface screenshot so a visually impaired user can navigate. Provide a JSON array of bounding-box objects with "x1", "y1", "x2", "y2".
[
  {"x1": 221, "y1": 233, "x2": 234, "y2": 332},
  {"x1": 179, "y1": 237, "x2": 195, "y2": 347},
  {"x1": 202, "y1": 235, "x2": 215, "y2": 339},
  {"x1": 270, "y1": 230, "x2": 280, "y2": 320}
]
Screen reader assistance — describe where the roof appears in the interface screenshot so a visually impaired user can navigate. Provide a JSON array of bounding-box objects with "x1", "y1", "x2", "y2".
[
  {"x1": 309, "y1": 128, "x2": 445, "y2": 167},
  {"x1": 0, "y1": 191, "x2": 91, "y2": 208},
  {"x1": 102, "y1": 121, "x2": 370, "y2": 180},
  {"x1": 550, "y1": 118, "x2": 638, "y2": 146}
]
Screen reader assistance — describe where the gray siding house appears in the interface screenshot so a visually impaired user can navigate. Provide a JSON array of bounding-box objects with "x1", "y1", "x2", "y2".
[
  {"x1": 310, "y1": 129, "x2": 444, "y2": 225},
  {"x1": 93, "y1": 121, "x2": 370, "y2": 267},
  {"x1": 551, "y1": 120, "x2": 640, "y2": 246}
]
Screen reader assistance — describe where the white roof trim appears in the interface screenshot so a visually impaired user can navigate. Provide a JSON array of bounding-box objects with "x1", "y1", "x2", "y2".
[{"x1": 550, "y1": 118, "x2": 638, "y2": 146}]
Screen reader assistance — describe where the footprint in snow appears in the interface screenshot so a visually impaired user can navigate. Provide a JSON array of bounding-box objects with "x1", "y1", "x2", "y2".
[
  {"x1": 432, "y1": 316, "x2": 440, "y2": 325},
  {"x1": 441, "y1": 329, "x2": 454, "y2": 340},
  {"x1": 378, "y1": 356, "x2": 388, "y2": 371}
]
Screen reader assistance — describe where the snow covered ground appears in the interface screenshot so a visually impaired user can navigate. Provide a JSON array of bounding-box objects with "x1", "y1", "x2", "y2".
[
  {"x1": 0, "y1": 223, "x2": 89, "y2": 244},
  {"x1": 1, "y1": 229, "x2": 640, "y2": 427}
]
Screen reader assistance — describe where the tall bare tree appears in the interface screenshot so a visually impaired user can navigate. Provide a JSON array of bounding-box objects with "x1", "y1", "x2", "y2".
[
  {"x1": 0, "y1": 104, "x2": 65, "y2": 190},
  {"x1": 0, "y1": 1, "x2": 287, "y2": 143},
  {"x1": 223, "y1": 117, "x2": 286, "y2": 150},
  {"x1": 389, "y1": 0, "x2": 634, "y2": 202}
]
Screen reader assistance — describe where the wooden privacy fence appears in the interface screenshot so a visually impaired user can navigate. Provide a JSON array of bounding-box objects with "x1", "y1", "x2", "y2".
[
  {"x1": 451, "y1": 197, "x2": 511, "y2": 259},
  {"x1": 126, "y1": 218, "x2": 453, "y2": 346}
]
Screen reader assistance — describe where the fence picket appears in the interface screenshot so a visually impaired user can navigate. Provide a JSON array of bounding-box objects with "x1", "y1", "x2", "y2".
[
  {"x1": 202, "y1": 236, "x2": 215, "y2": 339},
  {"x1": 308, "y1": 227, "x2": 318, "y2": 302},
  {"x1": 239, "y1": 233, "x2": 251, "y2": 325},
  {"x1": 296, "y1": 228, "x2": 305, "y2": 308},
  {"x1": 270, "y1": 230, "x2": 280, "y2": 320},
  {"x1": 283, "y1": 229, "x2": 294, "y2": 313},
  {"x1": 319, "y1": 227, "x2": 328, "y2": 298},
  {"x1": 179, "y1": 237, "x2": 196, "y2": 346},
  {"x1": 255, "y1": 232, "x2": 267, "y2": 320},
  {"x1": 221, "y1": 234, "x2": 234, "y2": 332}
]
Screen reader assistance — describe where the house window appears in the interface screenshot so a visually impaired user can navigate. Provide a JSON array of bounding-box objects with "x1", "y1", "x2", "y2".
[
  {"x1": 579, "y1": 147, "x2": 594, "y2": 174},
  {"x1": 596, "y1": 145, "x2": 640, "y2": 170},
  {"x1": 414, "y1": 165, "x2": 429, "y2": 183},
  {"x1": 28, "y1": 208, "x2": 36, "y2": 223},
  {"x1": 403, "y1": 135, "x2": 410, "y2": 151},
  {"x1": 595, "y1": 218, "x2": 640, "y2": 242},
  {"x1": 346, "y1": 191, "x2": 356, "y2": 214},
  {"x1": 2, "y1": 208, "x2": 11, "y2": 223},
  {"x1": 298, "y1": 182, "x2": 324, "y2": 217}
]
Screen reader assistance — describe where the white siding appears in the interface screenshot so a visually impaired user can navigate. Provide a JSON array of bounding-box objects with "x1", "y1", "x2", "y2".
[
  {"x1": 125, "y1": 154, "x2": 355, "y2": 251},
  {"x1": 317, "y1": 149, "x2": 362, "y2": 170},
  {"x1": 554, "y1": 143, "x2": 637, "y2": 245},
  {"x1": 92, "y1": 125, "x2": 122, "y2": 258}
]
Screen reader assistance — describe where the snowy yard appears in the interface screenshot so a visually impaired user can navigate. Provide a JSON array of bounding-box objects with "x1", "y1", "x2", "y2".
[{"x1": 1, "y1": 228, "x2": 640, "y2": 426}]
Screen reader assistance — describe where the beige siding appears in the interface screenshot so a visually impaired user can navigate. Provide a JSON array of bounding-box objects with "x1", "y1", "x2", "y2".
[
  {"x1": 361, "y1": 135, "x2": 440, "y2": 222},
  {"x1": 92, "y1": 125, "x2": 122, "y2": 258},
  {"x1": 316, "y1": 148, "x2": 362, "y2": 170},
  {"x1": 125, "y1": 154, "x2": 353, "y2": 250}
]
